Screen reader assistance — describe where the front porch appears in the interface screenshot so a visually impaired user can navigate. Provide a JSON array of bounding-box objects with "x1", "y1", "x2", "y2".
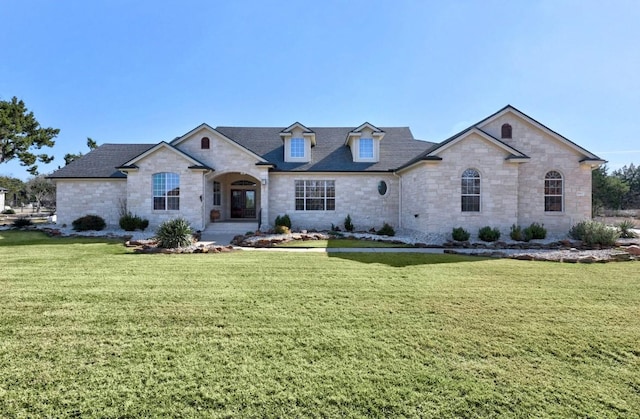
[{"x1": 204, "y1": 171, "x2": 268, "y2": 228}]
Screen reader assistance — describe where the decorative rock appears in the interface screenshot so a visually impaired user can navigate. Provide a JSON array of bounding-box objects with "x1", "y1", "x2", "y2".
[{"x1": 627, "y1": 245, "x2": 640, "y2": 256}]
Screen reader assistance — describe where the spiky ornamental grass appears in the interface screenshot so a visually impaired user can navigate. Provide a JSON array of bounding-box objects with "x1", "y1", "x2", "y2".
[{"x1": 155, "y1": 218, "x2": 193, "y2": 248}]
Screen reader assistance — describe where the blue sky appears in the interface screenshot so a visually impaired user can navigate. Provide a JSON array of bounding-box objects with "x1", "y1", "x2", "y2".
[{"x1": 1, "y1": 0, "x2": 639, "y2": 179}]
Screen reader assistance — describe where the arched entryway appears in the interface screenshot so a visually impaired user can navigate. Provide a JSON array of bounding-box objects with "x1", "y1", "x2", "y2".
[{"x1": 206, "y1": 172, "x2": 262, "y2": 223}]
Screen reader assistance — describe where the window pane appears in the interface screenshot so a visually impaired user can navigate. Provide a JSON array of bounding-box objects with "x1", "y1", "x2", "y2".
[
  {"x1": 461, "y1": 169, "x2": 480, "y2": 212},
  {"x1": 291, "y1": 138, "x2": 305, "y2": 158},
  {"x1": 544, "y1": 171, "x2": 563, "y2": 212},
  {"x1": 154, "y1": 197, "x2": 165, "y2": 210},
  {"x1": 294, "y1": 180, "x2": 335, "y2": 211},
  {"x1": 359, "y1": 138, "x2": 374, "y2": 159}
]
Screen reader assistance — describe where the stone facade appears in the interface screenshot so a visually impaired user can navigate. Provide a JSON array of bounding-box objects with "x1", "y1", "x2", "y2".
[
  {"x1": 125, "y1": 147, "x2": 206, "y2": 229},
  {"x1": 400, "y1": 133, "x2": 520, "y2": 235},
  {"x1": 49, "y1": 106, "x2": 600, "y2": 236},
  {"x1": 55, "y1": 179, "x2": 126, "y2": 226},
  {"x1": 268, "y1": 172, "x2": 399, "y2": 231}
]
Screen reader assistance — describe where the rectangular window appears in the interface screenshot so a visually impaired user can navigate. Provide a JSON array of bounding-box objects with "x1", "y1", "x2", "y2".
[
  {"x1": 359, "y1": 138, "x2": 374, "y2": 159},
  {"x1": 213, "y1": 181, "x2": 221, "y2": 206},
  {"x1": 294, "y1": 180, "x2": 335, "y2": 211},
  {"x1": 290, "y1": 138, "x2": 305, "y2": 158},
  {"x1": 153, "y1": 172, "x2": 180, "y2": 210}
]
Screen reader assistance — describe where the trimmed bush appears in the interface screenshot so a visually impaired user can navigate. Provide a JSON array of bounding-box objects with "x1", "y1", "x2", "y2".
[
  {"x1": 510, "y1": 224, "x2": 523, "y2": 241},
  {"x1": 452, "y1": 227, "x2": 470, "y2": 242},
  {"x1": 344, "y1": 214, "x2": 354, "y2": 232},
  {"x1": 274, "y1": 225, "x2": 290, "y2": 235},
  {"x1": 119, "y1": 213, "x2": 149, "y2": 231},
  {"x1": 569, "y1": 220, "x2": 619, "y2": 247},
  {"x1": 617, "y1": 220, "x2": 638, "y2": 238},
  {"x1": 155, "y1": 218, "x2": 193, "y2": 248},
  {"x1": 2, "y1": 208, "x2": 15, "y2": 214},
  {"x1": 478, "y1": 226, "x2": 501, "y2": 242},
  {"x1": 274, "y1": 214, "x2": 292, "y2": 229},
  {"x1": 377, "y1": 222, "x2": 395, "y2": 236},
  {"x1": 72, "y1": 215, "x2": 106, "y2": 231},
  {"x1": 524, "y1": 222, "x2": 547, "y2": 240},
  {"x1": 13, "y1": 217, "x2": 33, "y2": 228}
]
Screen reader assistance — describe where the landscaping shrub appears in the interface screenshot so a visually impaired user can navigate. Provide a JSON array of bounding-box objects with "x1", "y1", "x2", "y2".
[
  {"x1": 452, "y1": 227, "x2": 470, "y2": 241},
  {"x1": 119, "y1": 212, "x2": 149, "y2": 231},
  {"x1": 617, "y1": 220, "x2": 638, "y2": 238},
  {"x1": 344, "y1": 214, "x2": 354, "y2": 232},
  {"x1": 274, "y1": 214, "x2": 291, "y2": 229},
  {"x1": 377, "y1": 222, "x2": 395, "y2": 236},
  {"x1": 569, "y1": 220, "x2": 620, "y2": 247},
  {"x1": 509, "y1": 224, "x2": 523, "y2": 241},
  {"x1": 331, "y1": 224, "x2": 341, "y2": 232},
  {"x1": 13, "y1": 217, "x2": 33, "y2": 228},
  {"x1": 478, "y1": 226, "x2": 501, "y2": 242},
  {"x1": 155, "y1": 218, "x2": 193, "y2": 248},
  {"x1": 274, "y1": 225, "x2": 290, "y2": 235},
  {"x1": 2, "y1": 208, "x2": 15, "y2": 214},
  {"x1": 72, "y1": 215, "x2": 106, "y2": 231},
  {"x1": 524, "y1": 222, "x2": 547, "y2": 241}
]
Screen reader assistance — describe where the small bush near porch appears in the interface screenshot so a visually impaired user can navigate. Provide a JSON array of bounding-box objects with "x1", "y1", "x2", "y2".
[{"x1": 0, "y1": 231, "x2": 639, "y2": 417}]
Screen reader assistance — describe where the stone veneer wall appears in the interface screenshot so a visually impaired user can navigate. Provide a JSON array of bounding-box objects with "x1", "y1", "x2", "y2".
[
  {"x1": 55, "y1": 179, "x2": 126, "y2": 226},
  {"x1": 174, "y1": 128, "x2": 270, "y2": 226},
  {"x1": 125, "y1": 147, "x2": 206, "y2": 229},
  {"x1": 268, "y1": 172, "x2": 399, "y2": 231},
  {"x1": 401, "y1": 133, "x2": 520, "y2": 236},
  {"x1": 481, "y1": 115, "x2": 593, "y2": 232}
]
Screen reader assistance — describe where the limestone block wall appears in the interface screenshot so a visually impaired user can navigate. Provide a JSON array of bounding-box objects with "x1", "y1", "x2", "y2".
[
  {"x1": 268, "y1": 172, "x2": 399, "y2": 231},
  {"x1": 401, "y1": 134, "x2": 520, "y2": 236},
  {"x1": 177, "y1": 128, "x2": 271, "y2": 226},
  {"x1": 481, "y1": 115, "x2": 593, "y2": 231},
  {"x1": 55, "y1": 179, "x2": 126, "y2": 226},
  {"x1": 125, "y1": 147, "x2": 206, "y2": 229}
]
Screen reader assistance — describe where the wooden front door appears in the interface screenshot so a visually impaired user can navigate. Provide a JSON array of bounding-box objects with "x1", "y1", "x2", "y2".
[{"x1": 230, "y1": 189, "x2": 256, "y2": 219}]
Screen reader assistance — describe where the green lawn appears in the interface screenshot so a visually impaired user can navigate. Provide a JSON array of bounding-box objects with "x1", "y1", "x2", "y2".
[
  {"x1": 1, "y1": 231, "x2": 639, "y2": 417},
  {"x1": 277, "y1": 238, "x2": 413, "y2": 248}
]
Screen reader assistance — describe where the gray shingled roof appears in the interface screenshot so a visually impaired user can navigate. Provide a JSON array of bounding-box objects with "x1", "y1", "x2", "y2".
[
  {"x1": 215, "y1": 126, "x2": 436, "y2": 171},
  {"x1": 48, "y1": 144, "x2": 155, "y2": 178}
]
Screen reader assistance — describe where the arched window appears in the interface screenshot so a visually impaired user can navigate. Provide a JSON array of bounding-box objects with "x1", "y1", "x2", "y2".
[
  {"x1": 501, "y1": 123, "x2": 512, "y2": 139},
  {"x1": 544, "y1": 171, "x2": 563, "y2": 212},
  {"x1": 461, "y1": 169, "x2": 481, "y2": 212},
  {"x1": 152, "y1": 172, "x2": 180, "y2": 210},
  {"x1": 201, "y1": 137, "x2": 210, "y2": 149}
]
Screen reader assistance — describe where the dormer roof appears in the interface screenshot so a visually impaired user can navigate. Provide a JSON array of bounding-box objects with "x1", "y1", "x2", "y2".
[
  {"x1": 279, "y1": 122, "x2": 316, "y2": 146},
  {"x1": 345, "y1": 122, "x2": 385, "y2": 145}
]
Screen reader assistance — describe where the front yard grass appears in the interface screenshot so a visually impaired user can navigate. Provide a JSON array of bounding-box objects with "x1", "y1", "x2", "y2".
[{"x1": 1, "y1": 230, "x2": 639, "y2": 417}]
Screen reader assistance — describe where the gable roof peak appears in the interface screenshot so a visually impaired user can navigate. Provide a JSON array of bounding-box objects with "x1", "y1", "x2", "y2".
[
  {"x1": 280, "y1": 122, "x2": 314, "y2": 134},
  {"x1": 351, "y1": 122, "x2": 384, "y2": 133}
]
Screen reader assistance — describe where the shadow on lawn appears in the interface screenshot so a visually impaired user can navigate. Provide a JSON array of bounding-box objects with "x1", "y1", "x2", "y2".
[{"x1": 328, "y1": 252, "x2": 489, "y2": 267}]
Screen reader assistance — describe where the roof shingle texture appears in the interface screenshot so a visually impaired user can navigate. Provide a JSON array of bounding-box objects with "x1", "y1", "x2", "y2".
[
  {"x1": 48, "y1": 144, "x2": 155, "y2": 178},
  {"x1": 215, "y1": 126, "x2": 436, "y2": 171}
]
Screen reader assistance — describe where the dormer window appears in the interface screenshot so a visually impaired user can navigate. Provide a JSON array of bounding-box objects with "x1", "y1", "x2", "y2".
[
  {"x1": 290, "y1": 138, "x2": 305, "y2": 158},
  {"x1": 280, "y1": 122, "x2": 316, "y2": 163},
  {"x1": 346, "y1": 122, "x2": 385, "y2": 163},
  {"x1": 359, "y1": 138, "x2": 374, "y2": 159}
]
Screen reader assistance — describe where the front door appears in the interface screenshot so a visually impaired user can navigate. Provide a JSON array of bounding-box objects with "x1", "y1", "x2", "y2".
[{"x1": 231, "y1": 189, "x2": 256, "y2": 219}]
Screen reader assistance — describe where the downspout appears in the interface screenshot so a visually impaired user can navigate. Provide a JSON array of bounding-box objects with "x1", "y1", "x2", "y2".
[{"x1": 393, "y1": 171, "x2": 402, "y2": 229}]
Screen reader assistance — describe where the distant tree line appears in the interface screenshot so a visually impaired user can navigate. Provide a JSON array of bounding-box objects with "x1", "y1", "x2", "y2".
[{"x1": 593, "y1": 163, "x2": 640, "y2": 212}]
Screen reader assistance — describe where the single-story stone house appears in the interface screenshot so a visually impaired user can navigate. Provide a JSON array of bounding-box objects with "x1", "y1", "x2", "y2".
[{"x1": 48, "y1": 105, "x2": 604, "y2": 235}]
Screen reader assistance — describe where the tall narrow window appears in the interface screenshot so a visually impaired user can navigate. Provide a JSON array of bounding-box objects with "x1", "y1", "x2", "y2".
[
  {"x1": 461, "y1": 169, "x2": 480, "y2": 212},
  {"x1": 359, "y1": 138, "x2": 374, "y2": 159},
  {"x1": 290, "y1": 138, "x2": 305, "y2": 158},
  {"x1": 201, "y1": 137, "x2": 210, "y2": 149},
  {"x1": 212, "y1": 181, "x2": 221, "y2": 206},
  {"x1": 153, "y1": 172, "x2": 180, "y2": 210},
  {"x1": 545, "y1": 171, "x2": 563, "y2": 212},
  {"x1": 295, "y1": 180, "x2": 335, "y2": 211},
  {"x1": 501, "y1": 124, "x2": 512, "y2": 139}
]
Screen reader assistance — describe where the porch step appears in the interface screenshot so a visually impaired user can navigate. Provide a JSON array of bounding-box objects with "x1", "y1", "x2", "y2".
[{"x1": 204, "y1": 221, "x2": 259, "y2": 234}]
